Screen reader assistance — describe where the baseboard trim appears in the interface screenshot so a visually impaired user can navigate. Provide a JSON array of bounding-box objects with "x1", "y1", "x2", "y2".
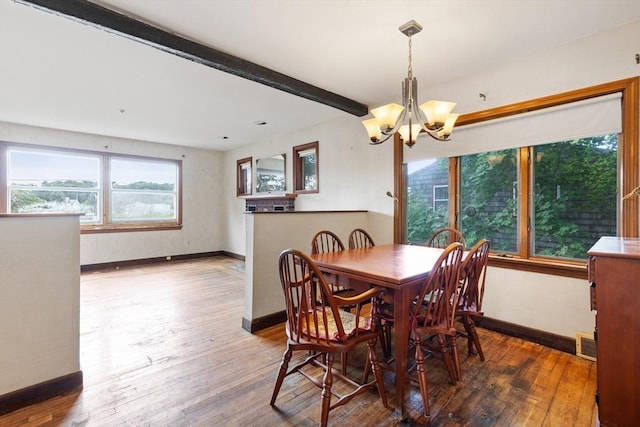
[
  {"x1": 222, "y1": 251, "x2": 245, "y2": 261},
  {"x1": 0, "y1": 371, "x2": 83, "y2": 416},
  {"x1": 477, "y1": 316, "x2": 576, "y2": 355},
  {"x1": 81, "y1": 251, "x2": 239, "y2": 272},
  {"x1": 242, "y1": 310, "x2": 287, "y2": 333}
]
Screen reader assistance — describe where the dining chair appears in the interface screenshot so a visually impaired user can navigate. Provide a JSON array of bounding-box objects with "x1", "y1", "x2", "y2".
[
  {"x1": 411, "y1": 241, "x2": 465, "y2": 415},
  {"x1": 456, "y1": 239, "x2": 491, "y2": 361},
  {"x1": 348, "y1": 228, "x2": 375, "y2": 249},
  {"x1": 270, "y1": 248, "x2": 388, "y2": 427},
  {"x1": 426, "y1": 227, "x2": 466, "y2": 249},
  {"x1": 311, "y1": 230, "x2": 359, "y2": 300},
  {"x1": 365, "y1": 242, "x2": 464, "y2": 417},
  {"x1": 310, "y1": 230, "x2": 355, "y2": 373},
  {"x1": 311, "y1": 229, "x2": 345, "y2": 255}
]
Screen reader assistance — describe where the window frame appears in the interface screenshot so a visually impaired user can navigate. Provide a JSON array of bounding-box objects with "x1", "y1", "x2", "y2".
[
  {"x1": 1, "y1": 142, "x2": 183, "y2": 234},
  {"x1": 236, "y1": 156, "x2": 252, "y2": 197},
  {"x1": 432, "y1": 184, "x2": 449, "y2": 211},
  {"x1": 293, "y1": 141, "x2": 319, "y2": 194},
  {"x1": 394, "y1": 77, "x2": 639, "y2": 279}
]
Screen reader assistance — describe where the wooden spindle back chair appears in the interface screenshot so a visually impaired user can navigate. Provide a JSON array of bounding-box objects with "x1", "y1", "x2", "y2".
[
  {"x1": 348, "y1": 228, "x2": 375, "y2": 249},
  {"x1": 456, "y1": 239, "x2": 491, "y2": 360},
  {"x1": 411, "y1": 242, "x2": 465, "y2": 416},
  {"x1": 311, "y1": 230, "x2": 345, "y2": 255},
  {"x1": 270, "y1": 249, "x2": 388, "y2": 426},
  {"x1": 426, "y1": 227, "x2": 466, "y2": 249}
]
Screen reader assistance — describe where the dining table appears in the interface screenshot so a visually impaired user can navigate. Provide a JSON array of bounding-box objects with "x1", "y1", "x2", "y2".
[{"x1": 309, "y1": 243, "x2": 450, "y2": 420}]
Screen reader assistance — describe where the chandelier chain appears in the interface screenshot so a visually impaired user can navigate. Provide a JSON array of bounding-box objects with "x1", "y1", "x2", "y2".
[{"x1": 407, "y1": 33, "x2": 413, "y2": 80}]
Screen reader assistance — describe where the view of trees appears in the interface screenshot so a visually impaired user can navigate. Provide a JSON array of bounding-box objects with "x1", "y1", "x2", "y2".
[{"x1": 407, "y1": 135, "x2": 617, "y2": 260}]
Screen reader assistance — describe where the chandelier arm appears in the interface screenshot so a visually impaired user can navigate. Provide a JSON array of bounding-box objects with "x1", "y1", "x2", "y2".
[
  {"x1": 410, "y1": 98, "x2": 447, "y2": 141},
  {"x1": 368, "y1": 132, "x2": 395, "y2": 145}
]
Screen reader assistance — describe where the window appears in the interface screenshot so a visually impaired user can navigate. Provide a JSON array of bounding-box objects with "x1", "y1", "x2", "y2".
[
  {"x1": 531, "y1": 136, "x2": 617, "y2": 259},
  {"x1": 236, "y1": 157, "x2": 252, "y2": 196},
  {"x1": 7, "y1": 148, "x2": 102, "y2": 223},
  {"x1": 433, "y1": 185, "x2": 449, "y2": 211},
  {"x1": 2, "y1": 143, "x2": 182, "y2": 232},
  {"x1": 406, "y1": 158, "x2": 450, "y2": 243},
  {"x1": 397, "y1": 78, "x2": 639, "y2": 277},
  {"x1": 109, "y1": 157, "x2": 178, "y2": 223},
  {"x1": 293, "y1": 141, "x2": 318, "y2": 193},
  {"x1": 460, "y1": 149, "x2": 519, "y2": 253}
]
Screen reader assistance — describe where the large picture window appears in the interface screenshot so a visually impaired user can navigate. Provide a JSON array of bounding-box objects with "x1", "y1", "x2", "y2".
[
  {"x1": 399, "y1": 78, "x2": 638, "y2": 277},
  {"x1": 2, "y1": 143, "x2": 182, "y2": 232}
]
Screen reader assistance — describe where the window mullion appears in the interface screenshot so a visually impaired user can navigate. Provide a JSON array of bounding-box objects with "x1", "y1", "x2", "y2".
[
  {"x1": 518, "y1": 146, "x2": 531, "y2": 258},
  {"x1": 449, "y1": 157, "x2": 459, "y2": 228},
  {"x1": 102, "y1": 155, "x2": 110, "y2": 225}
]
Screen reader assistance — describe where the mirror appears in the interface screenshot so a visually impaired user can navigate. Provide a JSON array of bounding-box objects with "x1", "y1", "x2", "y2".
[{"x1": 256, "y1": 154, "x2": 286, "y2": 193}]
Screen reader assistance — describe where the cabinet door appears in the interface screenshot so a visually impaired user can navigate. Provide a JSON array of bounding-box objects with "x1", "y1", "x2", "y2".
[{"x1": 594, "y1": 256, "x2": 640, "y2": 426}]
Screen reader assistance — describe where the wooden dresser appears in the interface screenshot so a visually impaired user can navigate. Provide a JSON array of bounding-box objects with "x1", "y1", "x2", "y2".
[{"x1": 587, "y1": 237, "x2": 640, "y2": 427}]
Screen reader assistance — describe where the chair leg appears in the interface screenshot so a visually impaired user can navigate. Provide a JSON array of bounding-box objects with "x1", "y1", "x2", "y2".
[
  {"x1": 414, "y1": 334, "x2": 430, "y2": 417},
  {"x1": 270, "y1": 347, "x2": 292, "y2": 406},
  {"x1": 381, "y1": 321, "x2": 392, "y2": 358},
  {"x1": 450, "y1": 334, "x2": 462, "y2": 382},
  {"x1": 437, "y1": 334, "x2": 457, "y2": 385},
  {"x1": 320, "y1": 353, "x2": 334, "y2": 427},
  {"x1": 466, "y1": 316, "x2": 484, "y2": 361},
  {"x1": 341, "y1": 352, "x2": 348, "y2": 375},
  {"x1": 367, "y1": 338, "x2": 388, "y2": 408}
]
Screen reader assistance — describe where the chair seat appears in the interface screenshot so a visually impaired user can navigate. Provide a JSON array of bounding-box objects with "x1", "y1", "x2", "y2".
[{"x1": 300, "y1": 308, "x2": 372, "y2": 342}]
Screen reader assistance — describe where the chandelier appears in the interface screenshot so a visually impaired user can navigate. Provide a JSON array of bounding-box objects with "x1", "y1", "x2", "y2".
[{"x1": 362, "y1": 20, "x2": 458, "y2": 147}]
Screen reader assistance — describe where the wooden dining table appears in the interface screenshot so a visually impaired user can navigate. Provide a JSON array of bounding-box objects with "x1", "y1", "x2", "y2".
[{"x1": 309, "y1": 243, "x2": 450, "y2": 419}]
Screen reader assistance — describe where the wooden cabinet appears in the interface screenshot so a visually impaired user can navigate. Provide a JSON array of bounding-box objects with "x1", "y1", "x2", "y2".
[{"x1": 587, "y1": 237, "x2": 640, "y2": 427}]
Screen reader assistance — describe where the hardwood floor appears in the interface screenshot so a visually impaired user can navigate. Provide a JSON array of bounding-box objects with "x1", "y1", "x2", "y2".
[{"x1": 0, "y1": 256, "x2": 597, "y2": 426}]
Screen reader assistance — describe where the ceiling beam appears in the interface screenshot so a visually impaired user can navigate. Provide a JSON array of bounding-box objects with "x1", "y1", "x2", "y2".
[{"x1": 17, "y1": 0, "x2": 369, "y2": 117}]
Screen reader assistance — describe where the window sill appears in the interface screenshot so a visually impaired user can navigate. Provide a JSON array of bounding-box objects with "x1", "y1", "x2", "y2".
[
  {"x1": 81, "y1": 223, "x2": 182, "y2": 234},
  {"x1": 489, "y1": 255, "x2": 587, "y2": 281},
  {"x1": 488, "y1": 254, "x2": 587, "y2": 280}
]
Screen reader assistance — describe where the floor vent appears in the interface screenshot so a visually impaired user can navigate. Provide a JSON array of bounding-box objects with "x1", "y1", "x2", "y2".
[{"x1": 576, "y1": 332, "x2": 596, "y2": 361}]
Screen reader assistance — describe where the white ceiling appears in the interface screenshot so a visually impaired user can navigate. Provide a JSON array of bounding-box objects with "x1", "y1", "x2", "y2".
[{"x1": 1, "y1": 0, "x2": 639, "y2": 151}]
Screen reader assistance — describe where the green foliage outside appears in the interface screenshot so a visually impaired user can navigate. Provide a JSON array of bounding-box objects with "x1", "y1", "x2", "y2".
[
  {"x1": 407, "y1": 158, "x2": 449, "y2": 243},
  {"x1": 407, "y1": 135, "x2": 617, "y2": 260}
]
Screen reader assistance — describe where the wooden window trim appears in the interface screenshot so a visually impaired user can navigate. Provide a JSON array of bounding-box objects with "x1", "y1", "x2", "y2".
[
  {"x1": 236, "y1": 156, "x2": 252, "y2": 197},
  {"x1": 1, "y1": 141, "x2": 183, "y2": 233},
  {"x1": 395, "y1": 77, "x2": 639, "y2": 278},
  {"x1": 293, "y1": 141, "x2": 319, "y2": 194}
]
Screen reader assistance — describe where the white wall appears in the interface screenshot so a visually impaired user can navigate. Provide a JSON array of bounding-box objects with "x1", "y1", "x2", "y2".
[
  {"x1": 225, "y1": 20, "x2": 640, "y2": 339},
  {"x1": 222, "y1": 115, "x2": 396, "y2": 257},
  {"x1": 245, "y1": 211, "x2": 370, "y2": 321},
  {"x1": 0, "y1": 122, "x2": 225, "y2": 265},
  {"x1": 0, "y1": 214, "x2": 80, "y2": 395}
]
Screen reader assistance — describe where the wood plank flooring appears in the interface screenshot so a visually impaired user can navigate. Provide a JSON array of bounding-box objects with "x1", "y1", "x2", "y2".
[{"x1": 0, "y1": 256, "x2": 597, "y2": 426}]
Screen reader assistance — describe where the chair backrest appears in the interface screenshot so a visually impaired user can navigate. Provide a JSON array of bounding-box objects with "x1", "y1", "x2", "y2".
[
  {"x1": 348, "y1": 228, "x2": 375, "y2": 249},
  {"x1": 413, "y1": 242, "x2": 465, "y2": 328},
  {"x1": 311, "y1": 230, "x2": 345, "y2": 254},
  {"x1": 278, "y1": 248, "x2": 348, "y2": 345},
  {"x1": 458, "y1": 239, "x2": 491, "y2": 314},
  {"x1": 426, "y1": 227, "x2": 466, "y2": 249}
]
